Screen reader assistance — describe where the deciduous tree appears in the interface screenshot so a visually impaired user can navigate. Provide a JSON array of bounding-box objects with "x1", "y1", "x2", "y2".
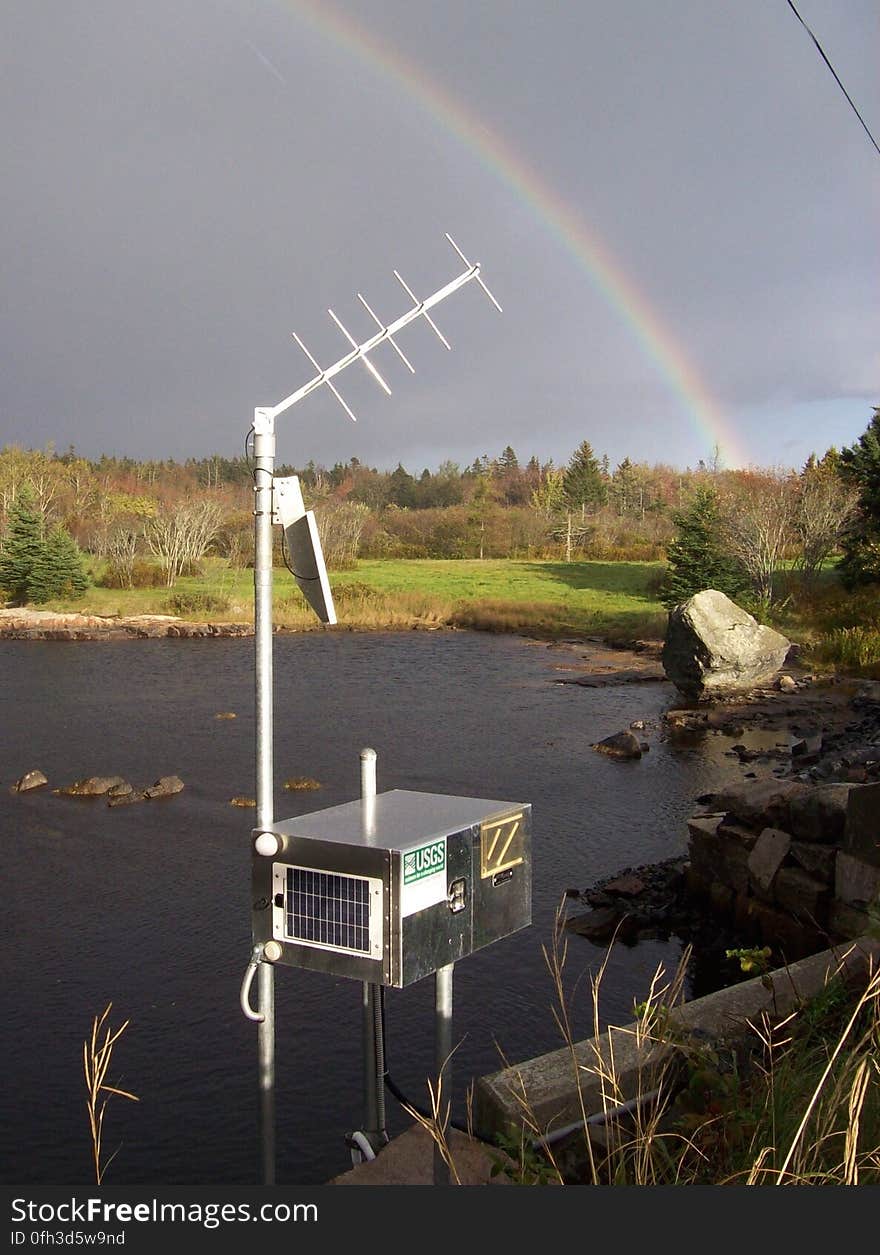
[
  {"x1": 793, "y1": 457, "x2": 859, "y2": 585},
  {"x1": 145, "y1": 499, "x2": 223, "y2": 587},
  {"x1": 720, "y1": 472, "x2": 796, "y2": 603}
]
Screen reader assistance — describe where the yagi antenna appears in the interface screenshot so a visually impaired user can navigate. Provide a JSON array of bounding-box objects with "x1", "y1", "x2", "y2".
[{"x1": 267, "y1": 234, "x2": 501, "y2": 424}]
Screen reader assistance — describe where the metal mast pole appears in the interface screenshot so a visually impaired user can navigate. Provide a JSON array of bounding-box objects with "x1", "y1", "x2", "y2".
[
  {"x1": 359, "y1": 748, "x2": 387, "y2": 1153},
  {"x1": 253, "y1": 405, "x2": 276, "y2": 1185},
  {"x1": 241, "y1": 237, "x2": 501, "y2": 1186}
]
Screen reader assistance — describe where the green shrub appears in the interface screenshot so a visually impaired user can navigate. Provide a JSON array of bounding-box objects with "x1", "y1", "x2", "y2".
[
  {"x1": 332, "y1": 581, "x2": 383, "y2": 604},
  {"x1": 644, "y1": 566, "x2": 670, "y2": 597},
  {"x1": 165, "y1": 591, "x2": 230, "y2": 616},
  {"x1": 98, "y1": 560, "x2": 165, "y2": 589},
  {"x1": 812, "y1": 626, "x2": 880, "y2": 671}
]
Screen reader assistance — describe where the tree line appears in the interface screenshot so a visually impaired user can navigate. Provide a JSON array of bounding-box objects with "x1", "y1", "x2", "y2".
[{"x1": 1, "y1": 410, "x2": 879, "y2": 606}]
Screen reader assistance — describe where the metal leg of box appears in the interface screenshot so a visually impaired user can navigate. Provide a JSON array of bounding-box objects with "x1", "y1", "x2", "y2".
[{"x1": 434, "y1": 962, "x2": 454, "y2": 1185}]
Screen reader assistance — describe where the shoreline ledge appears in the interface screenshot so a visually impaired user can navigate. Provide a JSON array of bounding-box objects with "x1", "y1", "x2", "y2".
[{"x1": 0, "y1": 608, "x2": 254, "y2": 640}]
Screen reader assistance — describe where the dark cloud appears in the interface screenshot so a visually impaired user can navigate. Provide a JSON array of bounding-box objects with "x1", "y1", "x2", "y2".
[{"x1": 1, "y1": 0, "x2": 877, "y2": 470}]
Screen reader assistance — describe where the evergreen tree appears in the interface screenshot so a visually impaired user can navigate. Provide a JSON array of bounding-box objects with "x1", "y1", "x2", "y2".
[
  {"x1": 27, "y1": 525, "x2": 89, "y2": 603},
  {"x1": 387, "y1": 463, "x2": 417, "y2": 508},
  {"x1": 611, "y1": 457, "x2": 637, "y2": 514},
  {"x1": 563, "y1": 440, "x2": 607, "y2": 511},
  {"x1": 0, "y1": 487, "x2": 44, "y2": 605},
  {"x1": 838, "y1": 408, "x2": 880, "y2": 587},
  {"x1": 659, "y1": 486, "x2": 746, "y2": 608}
]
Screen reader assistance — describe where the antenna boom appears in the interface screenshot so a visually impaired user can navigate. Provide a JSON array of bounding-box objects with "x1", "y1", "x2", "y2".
[{"x1": 267, "y1": 238, "x2": 499, "y2": 422}]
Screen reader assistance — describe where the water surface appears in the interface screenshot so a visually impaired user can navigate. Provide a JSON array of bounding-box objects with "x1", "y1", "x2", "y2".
[{"x1": 0, "y1": 631, "x2": 746, "y2": 1185}]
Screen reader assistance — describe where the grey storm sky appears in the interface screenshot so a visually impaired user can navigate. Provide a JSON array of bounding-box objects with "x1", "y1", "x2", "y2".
[{"x1": 1, "y1": 0, "x2": 877, "y2": 474}]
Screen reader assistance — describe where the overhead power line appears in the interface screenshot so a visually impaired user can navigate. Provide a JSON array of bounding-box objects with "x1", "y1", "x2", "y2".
[{"x1": 786, "y1": 0, "x2": 880, "y2": 158}]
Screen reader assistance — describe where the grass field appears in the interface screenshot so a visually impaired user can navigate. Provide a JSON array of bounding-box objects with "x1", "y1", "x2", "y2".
[
  {"x1": 51, "y1": 557, "x2": 669, "y2": 642},
  {"x1": 35, "y1": 555, "x2": 880, "y2": 670}
]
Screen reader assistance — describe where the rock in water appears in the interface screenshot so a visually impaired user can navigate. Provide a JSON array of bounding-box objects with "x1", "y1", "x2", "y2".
[
  {"x1": 107, "y1": 789, "x2": 147, "y2": 808},
  {"x1": 144, "y1": 775, "x2": 185, "y2": 798},
  {"x1": 56, "y1": 775, "x2": 127, "y2": 797},
  {"x1": 592, "y1": 730, "x2": 643, "y2": 758},
  {"x1": 11, "y1": 769, "x2": 48, "y2": 793},
  {"x1": 661, "y1": 590, "x2": 790, "y2": 701}
]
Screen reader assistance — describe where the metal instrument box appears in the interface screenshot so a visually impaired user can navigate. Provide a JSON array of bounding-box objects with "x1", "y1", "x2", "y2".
[{"x1": 252, "y1": 790, "x2": 531, "y2": 987}]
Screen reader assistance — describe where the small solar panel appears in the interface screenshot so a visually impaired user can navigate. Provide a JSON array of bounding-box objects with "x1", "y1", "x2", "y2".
[
  {"x1": 284, "y1": 512, "x2": 336, "y2": 625},
  {"x1": 276, "y1": 865, "x2": 382, "y2": 958}
]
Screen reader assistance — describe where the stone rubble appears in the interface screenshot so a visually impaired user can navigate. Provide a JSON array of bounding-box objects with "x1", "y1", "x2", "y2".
[{"x1": 567, "y1": 674, "x2": 880, "y2": 969}]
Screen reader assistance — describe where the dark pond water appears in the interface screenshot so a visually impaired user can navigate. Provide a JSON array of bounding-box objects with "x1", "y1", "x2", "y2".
[{"x1": 0, "y1": 631, "x2": 749, "y2": 1186}]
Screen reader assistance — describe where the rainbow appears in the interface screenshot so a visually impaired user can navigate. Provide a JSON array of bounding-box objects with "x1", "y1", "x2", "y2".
[{"x1": 279, "y1": 0, "x2": 749, "y2": 468}]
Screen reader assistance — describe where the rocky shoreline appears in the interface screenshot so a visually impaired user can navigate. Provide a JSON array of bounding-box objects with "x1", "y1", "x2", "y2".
[
  {"x1": 0, "y1": 609, "x2": 253, "y2": 639},
  {"x1": 563, "y1": 667, "x2": 880, "y2": 983},
  {"x1": 0, "y1": 608, "x2": 469, "y2": 640}
]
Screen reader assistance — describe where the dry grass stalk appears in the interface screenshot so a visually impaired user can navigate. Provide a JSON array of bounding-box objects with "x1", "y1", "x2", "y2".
[
  {"x1": 771, "y1": 965, "x2": 880, "y2": 1184},
  {"x1": 415, "y1": 914, "x2": 879, "y2": 1186},
  {"x1": 401, "y1": 1072, "x2": 462, "y2": 1185},
  {"x1": 738, "y1": 961, "x2": 880, "y2": 1185},
  {"x1": 844, "y1": 1059, "x2": 871, "y2": 1185},
  {"x1": 540, "y1": 900, "x2": 601, "y2": 1182},
  {"x1": 590, "y1": 947, "x2": 693, "y2": 1184},
  {"x1": 489, "y1": 1043, "x2": 565, "y2": 1184},
  {"x1": 541, "y1": 897, "x2": 694, "y2": 1184},
  {"x1": 83, "y1": 1003, "x2": 139, "y2": 1184}
]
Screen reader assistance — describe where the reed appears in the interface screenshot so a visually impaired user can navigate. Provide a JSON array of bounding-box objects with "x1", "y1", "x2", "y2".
[
  {"x1": 83, "y1": 1003, "x2": 139, "y2": 1185},
  {"x1": 437, "y1": 913, "x2": 880, "y2": 1185}
]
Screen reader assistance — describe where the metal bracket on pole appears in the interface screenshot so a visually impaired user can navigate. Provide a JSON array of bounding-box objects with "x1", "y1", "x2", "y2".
[{"x1": 252, "y1": 406, "x2": 275, "y2": 437}]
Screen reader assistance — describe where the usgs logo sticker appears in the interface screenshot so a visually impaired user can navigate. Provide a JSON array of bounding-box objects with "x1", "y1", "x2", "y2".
[{"x1": 404, "y1": 839, "x2": 446, "y2": 884}]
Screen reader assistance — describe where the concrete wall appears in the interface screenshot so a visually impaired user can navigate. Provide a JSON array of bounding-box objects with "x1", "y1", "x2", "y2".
[{"x1": 474, "y1": 936, "x2": 880, "y2": 1140}]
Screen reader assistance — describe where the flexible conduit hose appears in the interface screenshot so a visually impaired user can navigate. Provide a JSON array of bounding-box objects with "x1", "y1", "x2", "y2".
[
  {"x1": 240, "y1": 944, "x2": 265, "y2": 1023},
  {"x1": 373, "y1": 985, "x2": 387, "y2": 1138},
  {"x1": 348, "y1": 1130, "x2": 376, "y2": 1163}
]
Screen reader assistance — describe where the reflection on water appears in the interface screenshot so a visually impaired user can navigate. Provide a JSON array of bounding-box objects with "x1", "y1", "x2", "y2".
[{"x1": 0, "y1": 632, "x2": 751, "y2": 1185}]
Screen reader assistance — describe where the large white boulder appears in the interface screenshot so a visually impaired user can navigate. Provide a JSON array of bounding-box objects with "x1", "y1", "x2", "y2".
[{"x1": 662, "y1": 589, "x2": 790, "y2": 701}]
